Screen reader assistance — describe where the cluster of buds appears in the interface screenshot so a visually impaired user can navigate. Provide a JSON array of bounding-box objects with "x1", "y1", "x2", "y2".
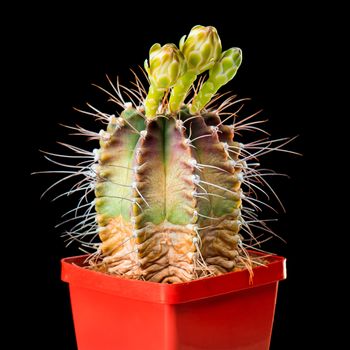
[{"x1": 144, "y1": 25, "x2": 242, "y2": 117}]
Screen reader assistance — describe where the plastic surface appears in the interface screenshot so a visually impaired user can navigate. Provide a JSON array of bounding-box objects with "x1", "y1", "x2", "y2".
[{"x1": 62, "y1": 253, "x2": 286, "y2": 350}]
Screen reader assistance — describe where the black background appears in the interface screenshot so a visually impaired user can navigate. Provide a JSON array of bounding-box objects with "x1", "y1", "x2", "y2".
[{"x1": 10, "y1": 4, "x2": 333, "y2": 349}]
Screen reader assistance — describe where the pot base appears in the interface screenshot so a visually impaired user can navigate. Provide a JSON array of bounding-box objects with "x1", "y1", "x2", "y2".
[{"x1": 62, "y1": 253, "x2": 286, "y2": 350}]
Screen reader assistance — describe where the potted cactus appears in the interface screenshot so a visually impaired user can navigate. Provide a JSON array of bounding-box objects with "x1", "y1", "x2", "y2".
[{"x1": 40, "y1": 25, "x2": 292, "y2": 350}]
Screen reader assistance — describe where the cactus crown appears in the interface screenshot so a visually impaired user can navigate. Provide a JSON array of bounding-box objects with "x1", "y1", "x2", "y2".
[{"x1": 38, "y1": 25, "x2": 295, "y2": 284}]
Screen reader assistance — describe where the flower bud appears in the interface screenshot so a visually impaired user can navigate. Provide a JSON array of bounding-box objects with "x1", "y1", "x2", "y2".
[
  {"x1": 209, "y1": 47, "x2": 242, "y2": 86},
  {"x1": 180, "y1": 25, "x2": 222, "y2": 74},
  {"x1": 190, "y1": 48, "x2": 242, "y2": 113},
  {"x1": 145, "y1": 43, "x2": 186, "y2": 90}
]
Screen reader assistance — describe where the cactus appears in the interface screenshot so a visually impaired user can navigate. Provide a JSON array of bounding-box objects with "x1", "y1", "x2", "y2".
[{"x1": 38, "y1": 25, "x2": 296, "y2": 283}]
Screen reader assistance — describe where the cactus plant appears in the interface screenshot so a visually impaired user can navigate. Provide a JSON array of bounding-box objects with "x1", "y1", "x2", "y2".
[{"x1": 38, "y1": 25, "x2": 296, "y2": 283}]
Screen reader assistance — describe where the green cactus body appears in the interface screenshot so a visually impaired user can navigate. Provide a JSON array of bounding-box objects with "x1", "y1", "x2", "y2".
[
  {"x1": 42, "y1": 25, "x2": 292, "y2": 283},
  {"x1": 93, "y1": 107, "x2": 245, "y2": 280}
]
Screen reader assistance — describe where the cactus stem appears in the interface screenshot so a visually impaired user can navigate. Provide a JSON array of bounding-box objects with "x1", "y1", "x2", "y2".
[
  {"x1": 169, "y1": 72, "x2": 197, "y2": 113},
  {"x1": 144, "y1": 85, "x2": 165, "y2": 117}
]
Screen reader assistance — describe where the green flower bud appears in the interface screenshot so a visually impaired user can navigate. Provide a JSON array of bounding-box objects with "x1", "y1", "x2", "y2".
[
  {"x1": 190, "y1": 48, "x2": 242, "y2": 113},
  {"x1": 209, "y1": 47, "x2": 242, "y2": 87},
  {"x1": 144, "y1": 43, "x2": 186, "y2": 90},
  {"x1": 180, "y1": 25, "x2": 222, "y2": 74}
]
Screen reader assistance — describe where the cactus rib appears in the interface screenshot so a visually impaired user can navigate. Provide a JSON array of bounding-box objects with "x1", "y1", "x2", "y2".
[{"x1": 133, "y1": 117, "x2": 198, "y2": 282}]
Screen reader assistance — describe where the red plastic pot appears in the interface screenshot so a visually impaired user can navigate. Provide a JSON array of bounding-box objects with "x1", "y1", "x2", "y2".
[{"x1": 62, "y1": 253, "x2": 286, "y2": 350}]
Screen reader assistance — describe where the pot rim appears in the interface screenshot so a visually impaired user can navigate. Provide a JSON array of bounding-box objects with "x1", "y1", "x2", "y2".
[{"x1": 62, "y1": 251, "x2": 286, "y2": 304}]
